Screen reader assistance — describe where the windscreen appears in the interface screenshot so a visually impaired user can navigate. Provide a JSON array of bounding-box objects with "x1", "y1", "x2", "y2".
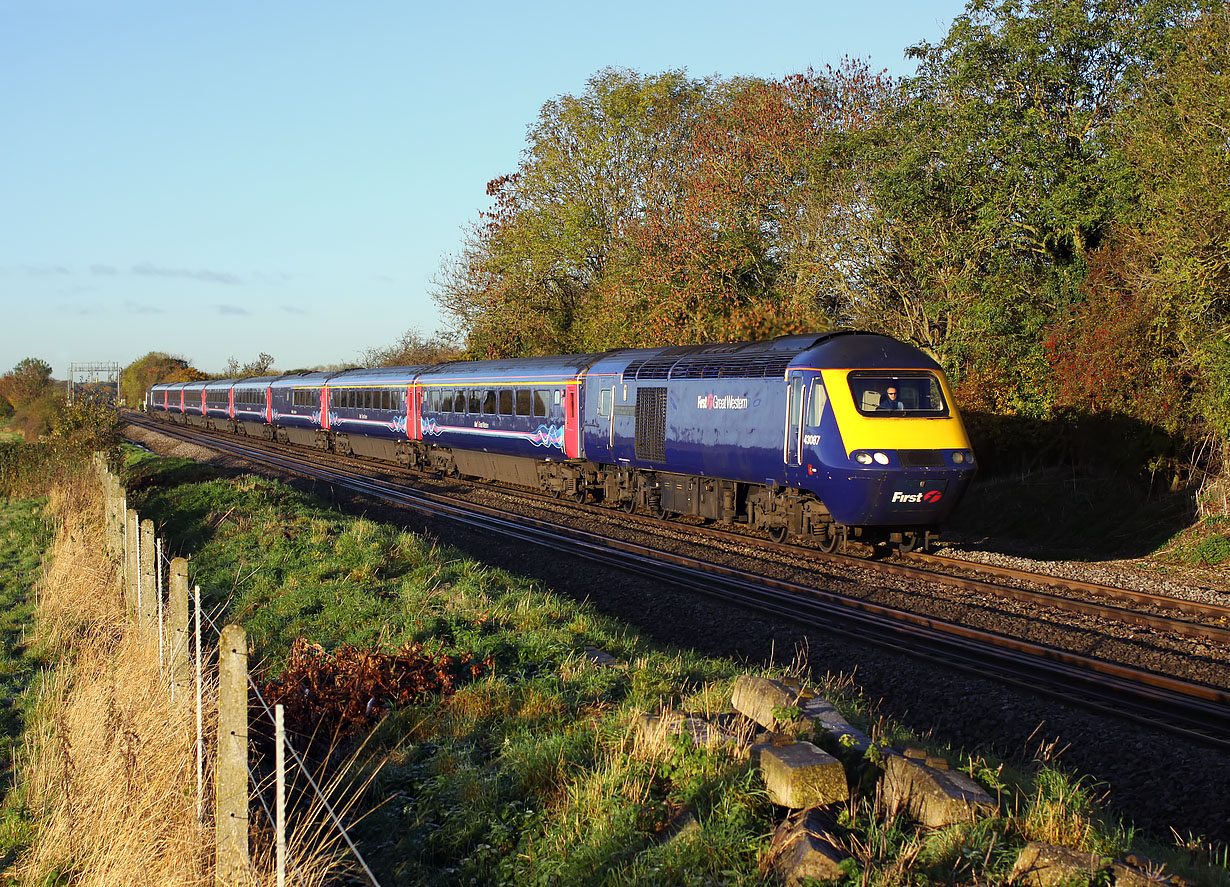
[{"x1": 848, "y1": 372, "x2": 948, "y2": 417}]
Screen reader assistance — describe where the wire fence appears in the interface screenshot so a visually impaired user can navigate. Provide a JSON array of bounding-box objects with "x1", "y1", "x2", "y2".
[{"x1": 97, "y1": 454, "x2": 382, "y2": 887}]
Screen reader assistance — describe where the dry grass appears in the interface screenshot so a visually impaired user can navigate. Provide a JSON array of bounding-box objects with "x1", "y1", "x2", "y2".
[{"x1": 10, "y1": 468, "x2": 358, "y2": 886}]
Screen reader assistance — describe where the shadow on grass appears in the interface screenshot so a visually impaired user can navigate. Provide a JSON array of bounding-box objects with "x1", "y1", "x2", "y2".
[{"x1": 950, "y1": 410, "x2": 1204, "y2": 560}]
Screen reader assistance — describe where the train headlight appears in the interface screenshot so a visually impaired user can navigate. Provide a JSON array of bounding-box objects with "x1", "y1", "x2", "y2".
[
  {"x1": 854, "y1": 452, "x2": 873, "y2": 465},
  {"x1": 952, "y1": 451, "x2": 965, "y2": 464},
  {"x1": 873, "y1": 452, "x2": 889, "y2": 465}
]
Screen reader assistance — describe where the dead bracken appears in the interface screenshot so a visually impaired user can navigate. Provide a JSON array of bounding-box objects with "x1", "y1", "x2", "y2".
[{"x1": 262, "y1": 637, "x2": 492, "y2": 745}]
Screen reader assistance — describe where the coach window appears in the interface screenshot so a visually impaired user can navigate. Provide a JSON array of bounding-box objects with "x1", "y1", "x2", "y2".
[
  {"x1": 515, "y1": 389, "x2": 531, "y2": 416},
  {"x1": 598, "y1": 388, "x2": 613, "y2": 418},
  {"x1": 467, "y1": 390, "x2": 480, "y2": 413},
  {"x1": 482, "y1": 390, "x2": 496, "y2": 414},
  {"x1": 533, "y1": 389, "x2": 548, "y2": 417},
  {"x1": 451, "y1": 390, "x2": 463, "y2": 413},
  {"x1": 498, "y1": 389, "x2": 513, "y2": 415}
]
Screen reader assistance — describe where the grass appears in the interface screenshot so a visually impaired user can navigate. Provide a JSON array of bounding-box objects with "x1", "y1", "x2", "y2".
[
  {"x1": 116, "y1": 447, "x2": 1230, "y2": 886},
  {"x1": 5, "y1": 444, "x2": 1225, "y2": 885},
  {"x1": 0, "y1": 497, "x2": 53, "y2": 868}
]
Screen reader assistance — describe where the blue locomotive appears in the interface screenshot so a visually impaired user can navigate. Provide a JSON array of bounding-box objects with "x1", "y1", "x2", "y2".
[{"x1": 146, "y1": 331, "x2": 976, "y2": 552}]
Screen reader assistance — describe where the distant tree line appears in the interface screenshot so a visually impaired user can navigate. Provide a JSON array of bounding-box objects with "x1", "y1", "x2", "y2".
[{"x1": 432, "y1": 0, "x2": 1230, "y2": 480}]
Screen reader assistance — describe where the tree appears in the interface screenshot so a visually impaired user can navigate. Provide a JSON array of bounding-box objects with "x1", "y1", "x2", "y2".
[
  {"x1": 361, "y1": 329, "x2": 461, "y2": 367},
  {"x1": 121, "y1": 352, "x2": 206, "y2": 408},
  {"x1": 864, "y1": 0, "x2": 1209, "y2": 414},
  {"x1": 0, "y1": 358, "x2": 54, "y2": 411},
  {"x1": 1047, "y1": 3, "x2": 1230, "y2": 464},
  {"x1": 434, "y1": 68, "x2": 715, "y2": 357},
  {"x1": 613, "y1": 64, "x2": 895, "y2": 347},
  {"x1": 222, "y1": 353, "x2": 276, "y2": 378}
]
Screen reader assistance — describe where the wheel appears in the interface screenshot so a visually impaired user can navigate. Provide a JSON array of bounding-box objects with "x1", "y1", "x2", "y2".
[
  {"x1": 573, "y1": 488, "x2": 588, "y2": 503},
  {"x1": 898, "y1": 532, "x2": 919, "y2": 554},
  {"x1": 817, "y1": 528, "x2": 842, "y2": 553},
  {"x1": 622, "y1": 498, "x2": 636, "y2": 514},
  {"x1": 768, "y1": 525, "x2": 789, "y2": 544}
]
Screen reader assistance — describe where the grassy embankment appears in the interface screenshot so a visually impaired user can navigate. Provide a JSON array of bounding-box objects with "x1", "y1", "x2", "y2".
[
  {"x1": 113, "y1": 446, "x2": 1227, "y2": 886},
  {"x1": 1, "y1": 438, "x2": 1224, "y2": 884}
]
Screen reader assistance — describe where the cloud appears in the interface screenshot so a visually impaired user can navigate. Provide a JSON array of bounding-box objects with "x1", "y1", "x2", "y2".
[
  {"x1": 124, "y1": 300, "x2": 164, "y2": 315},
  {"x1": 280, "y1": 304, "x2": 307, "y2": 315},
  {"x1": 21, "y1": 264, "x2": 71, "y2": 276},
  {"x1": 216, "y1": 304, "x2": 250, "y2": 316},
  {"x1": 132, "y1": 263, "x2": 242, "y2": 285},
  {"x1": 90, "y1": 264, "x2": 119, "y2": 276}
]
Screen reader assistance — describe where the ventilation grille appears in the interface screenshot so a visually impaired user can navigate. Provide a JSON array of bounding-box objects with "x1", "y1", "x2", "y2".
[
  {"x1": 625, "y1": 351, "x2": 794, "y2": 380},
  {"x1": 634, "y1": 387, "x2": 668, "y2": 462}
]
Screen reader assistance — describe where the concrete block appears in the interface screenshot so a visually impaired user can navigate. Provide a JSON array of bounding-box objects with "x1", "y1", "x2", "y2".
[
  {"x1": 1111, "y1": 855, "x2": 1190, "y2": 886},
  {"x1": 1009, "y1": 842, "x2": 1107, "y2": 887},
  {"x1": 796, "y1": 696, "x2": 873, "y2": 755},
  {"x1": 766, "y1": 807, "x2": 849, "y2": 887},
  {"x1": 882, "y1": 753, "x2": 996, "y2": 827},
  {"x1": 759, "y1": 741, "x2": 849, "y2": 809},
  {"x1": 636, "y1": 710, "x2": 742, "y2": 750},
  {"x1": 732, "y1": 675, "x2": 798, "y2": 731}
]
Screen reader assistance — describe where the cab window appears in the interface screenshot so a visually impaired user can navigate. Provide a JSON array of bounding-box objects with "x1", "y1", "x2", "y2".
[{"x1": 848, "y1": 373, "x2": 948, "y2": 417}]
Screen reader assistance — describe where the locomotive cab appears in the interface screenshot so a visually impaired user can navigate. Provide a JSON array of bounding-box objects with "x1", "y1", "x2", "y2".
[{"x1": 789, "y1": 335, "x2": 977, "y2": 550}]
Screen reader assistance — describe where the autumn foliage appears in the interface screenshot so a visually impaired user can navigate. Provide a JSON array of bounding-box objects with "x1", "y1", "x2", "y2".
[{"x1": 433, "y1": 1, "x2": 1230, "y2": 480}]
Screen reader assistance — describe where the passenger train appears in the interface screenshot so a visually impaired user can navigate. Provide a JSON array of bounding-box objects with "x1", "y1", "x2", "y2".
[{"x1": 145, "y1": 331, "x2": 976, "y2": 553}]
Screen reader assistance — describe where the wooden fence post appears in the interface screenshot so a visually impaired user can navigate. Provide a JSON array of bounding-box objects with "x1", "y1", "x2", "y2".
[
  {"x1": 169, "y1": 557, "x2": 190, "y2": 699},
  {"x1": 217, "y1": 623, "x2": 250, "y2": 885}
]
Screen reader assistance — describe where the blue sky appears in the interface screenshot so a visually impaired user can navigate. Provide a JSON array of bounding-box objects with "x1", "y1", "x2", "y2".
[{"x1": 0, "y1": 1, "x2": 967, "y2": 379}]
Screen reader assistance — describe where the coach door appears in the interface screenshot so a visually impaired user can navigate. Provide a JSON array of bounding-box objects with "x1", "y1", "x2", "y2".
[{"x1": 784, "y1": 371, "x2": 805, "y2": 467}]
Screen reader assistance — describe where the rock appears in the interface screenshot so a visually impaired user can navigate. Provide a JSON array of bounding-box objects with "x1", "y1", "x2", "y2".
[
  {"x1": 764, "y1": 806, "x2": 849, "y2": 886},
  {"x1": 1009, "y1": 842, "x2": 1106, "y2": 887},
  {"x1": 881, "y1": 752, "x2": 996, "y2": 827},
  {"x1": 758, "y1": 741, "x2": 850, "y2": 809},
  {"x1": 732, "y1": 675, "x2": 799, "y2": 731},
  {"x1": 583, "y1": 646, "x2": 620, "y2": 667}
]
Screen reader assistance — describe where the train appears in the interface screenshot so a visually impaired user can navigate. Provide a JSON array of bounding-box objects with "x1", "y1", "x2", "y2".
[{"x1": 144, "y1": 331, "x2": 976, "y2": 553}]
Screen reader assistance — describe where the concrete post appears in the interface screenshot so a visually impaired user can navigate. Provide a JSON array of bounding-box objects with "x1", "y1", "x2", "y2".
[
  {"x1": 169, "y1": 557, "x2": 190, "y2": 697},
  {"x1": 125, "y1": 508, "x2": 138, "y2": 615},
  {"x1": 139, "y1": 519, "x2": 157, "y2": 629},
  {"x1": 216, "y1": 624, "x2": 250, "y2": 885}
]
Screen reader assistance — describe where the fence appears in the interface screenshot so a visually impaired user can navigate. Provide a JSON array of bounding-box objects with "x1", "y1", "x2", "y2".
[{"x1": 94, "y1": 454, "x2": 382, "y2": 887}]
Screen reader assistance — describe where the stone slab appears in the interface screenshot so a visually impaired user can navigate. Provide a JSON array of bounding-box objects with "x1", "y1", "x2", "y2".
[
  {"x1": 882, "y1": 752, "x2": 996, "y2": 827},
  {"x1": 731, "y1": 675, "x2": 799, "y2": 731},
  {"x1": 759, "y1": 740, "x2": 849, "y2": 809},
  {"x1": 766, "y1": 807, "x2": 849, "y2": 887}
]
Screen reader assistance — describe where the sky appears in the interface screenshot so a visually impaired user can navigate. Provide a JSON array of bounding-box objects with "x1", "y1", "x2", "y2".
[{"x1": 0, "y1": 0, "x2": 968, "y2": 380}]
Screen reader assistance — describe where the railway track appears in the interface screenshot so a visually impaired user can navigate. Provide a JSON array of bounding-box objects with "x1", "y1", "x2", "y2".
[{"x1": 123, "y1": 414, "x2": 1230, "y2": 748}]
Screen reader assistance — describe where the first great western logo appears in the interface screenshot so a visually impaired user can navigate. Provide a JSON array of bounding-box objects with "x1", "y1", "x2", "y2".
[{"x1": 697, "y1": 394, "x2": 749, "y2": 410}]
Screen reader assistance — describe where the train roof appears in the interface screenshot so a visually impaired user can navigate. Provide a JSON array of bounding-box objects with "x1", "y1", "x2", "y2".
[
  {"x1": 268, "y1": 371, "x2": 333, "y2": 389},
  {"x1": 416, "y1": 353, "x2": 606, "y2": 383},
  {"x1": 804, "y1": 332, "x2": 941, "y2": 371},
  {"x1": 324, "y1": 366, "x2": 425, "y2": 385}
]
